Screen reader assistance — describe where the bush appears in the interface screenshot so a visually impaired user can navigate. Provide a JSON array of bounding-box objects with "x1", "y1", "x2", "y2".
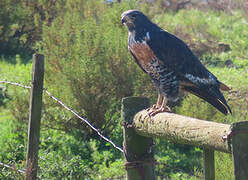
[
  {"x1": 37, "y1": 129, "x2": 124, "y2": 179},
  {"x1": 0, "y1": 0, "x2": 65, "y2": 57},
  {"x1": 34, "y1": 0, "x2": 147, "y2": 136}
]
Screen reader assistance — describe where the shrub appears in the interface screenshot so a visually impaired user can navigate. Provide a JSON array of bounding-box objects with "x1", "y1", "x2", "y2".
[
  {"x1": 34, "y1": 0, "x2": 147, "y2": 136},
  {"x1": 0, "y1": 0, "x2": 65, "y2": 57}
]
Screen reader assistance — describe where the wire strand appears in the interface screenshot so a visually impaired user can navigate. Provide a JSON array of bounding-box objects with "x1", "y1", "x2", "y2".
[
  {"x1": 0, "y1": 80, "x2": 31, "y2": 89},
  {"x1": 43, "y1": 89, "x2": 123, "y2": 153},
  {"x1": 0, "y1": 80, "x2": 123, "y2": 153},
  {"x1": 0, "y1": 162, "x2": 26, "y2": 174}
]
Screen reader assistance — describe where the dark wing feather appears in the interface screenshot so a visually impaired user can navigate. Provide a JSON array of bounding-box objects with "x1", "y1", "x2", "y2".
[
  {"x1": 147, "y1": 30, "x2": 212, "y2": 80},
  {"x1": 182, "y1": 85, "x2": 232, "y2": 115},
  {"x1": 147, "y1": 29, "x2": 232, "y2": 114}
]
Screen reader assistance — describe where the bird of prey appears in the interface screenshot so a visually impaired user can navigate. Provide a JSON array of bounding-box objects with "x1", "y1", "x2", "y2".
[{"x1": 121, "y1": 10, "x2": 232, "y2": 116}]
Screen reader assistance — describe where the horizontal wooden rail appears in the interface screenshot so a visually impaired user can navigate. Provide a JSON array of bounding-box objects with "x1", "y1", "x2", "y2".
[
  {"x1": 122, "y1": 97, "x2": 248, "y2": 180},
  {"x1": 133, "y1": 110, "x2": 231, "y2": 153}
]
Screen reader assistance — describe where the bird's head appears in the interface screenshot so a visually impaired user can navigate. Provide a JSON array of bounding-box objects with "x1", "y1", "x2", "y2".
[{"x1": 121, "y1": 10, "x2": 150, "y2": 32}]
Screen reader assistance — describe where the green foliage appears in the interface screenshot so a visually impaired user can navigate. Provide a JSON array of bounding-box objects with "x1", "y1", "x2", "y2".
[
  {"x1": 0, "y1": 113, "x2": 124, "y2": 179},
  {"x1": 0, "y1": 110, "x2": 26, "y2": 179},
  {"x1": 0, "y1": 0, "x2": 30, "y2": 56},
  {"x1": 96, "y1": 159, "x2": 125, "y2": 179},
  {"x1": 0, "y1": 56, "x2": 32, "y2": 123},
  {"x1": 0, "y1": 86, "x2": 6, "y2": 106},
  {"x1": 0, "y1": 0, "x2": 65, "y2": 57},
  {"x1": 155, "y1": 139, "x2": 202, "y2": 178},
  {"x1": 35, "y1": 0, "x2": 144, "y2": 135},
  {"x1": 38, "y1": 129, "x2": 124, "y2": 179},
  {"x1": 215, "y1": 152, "x2": 234, "y2": 180},
  {"x1": 38, "y1": 129, "x2": 94, "y2": 179}
]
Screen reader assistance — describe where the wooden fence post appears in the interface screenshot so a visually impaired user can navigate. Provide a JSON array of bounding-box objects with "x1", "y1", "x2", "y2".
[
  {"x1": 203, "y1": 148, "x2": 215, "y2": 180},
  {"x1": 26, "y1": 54, "x2": 44, "y2": 180},
  {"x1": 122, "y1": 97, "x2": 155, "y2": 180},
  {"x1": 231, "y1": 121, "x2": 248, "y2": 180}
]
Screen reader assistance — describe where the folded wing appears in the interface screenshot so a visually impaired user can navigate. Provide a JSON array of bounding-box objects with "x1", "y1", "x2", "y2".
[{"x1": 147, "y1": 29, "x2": 232, "y2": 115}]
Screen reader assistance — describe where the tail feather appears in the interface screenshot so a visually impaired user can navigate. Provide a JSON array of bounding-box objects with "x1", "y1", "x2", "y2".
[
  {"x1": 220, "y1": 82, "x2": 232, "y2": 91},
  {"x1": 183, "y1": 86, "x2": 232, "y2": 115}
]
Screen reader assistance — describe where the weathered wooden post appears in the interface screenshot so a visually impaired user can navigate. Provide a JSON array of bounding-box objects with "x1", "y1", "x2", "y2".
[
  {"x1": 231, "y1": 121, "x2": 248, "y2": 180},
  {"x1": 203, "y1": 148, "x2": 215, "y2": 180},
  {"x1": 122, "y1": 97, "x2": 155, "y2": 180},
  {"x1": 26, "y1": 54, "x2": 44, "y2": 180}
]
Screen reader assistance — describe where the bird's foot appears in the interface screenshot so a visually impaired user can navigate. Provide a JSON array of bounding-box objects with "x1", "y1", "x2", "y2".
[
  {"x1": 146, "y1": 104, "x2": 159, "y2": 113},
  {"x1": 148, "y1": 106, "x2": 171, "y2": 117}
]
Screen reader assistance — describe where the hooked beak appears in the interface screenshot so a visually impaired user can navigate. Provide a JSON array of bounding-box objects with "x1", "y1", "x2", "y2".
[{"x1": 121, "y1": 16, "x2": 126, "y2": 24}]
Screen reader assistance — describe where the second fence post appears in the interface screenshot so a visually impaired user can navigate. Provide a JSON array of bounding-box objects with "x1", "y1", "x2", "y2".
[
  {"x1": 203, "y1": 148, "x2": 215, "y2": 180},
  {"x1": 122, "y1": 97, "x2": 155, "y2": 180},
  {"x1": 26, "y1": 54, "x2": 44, "y2": 180}
]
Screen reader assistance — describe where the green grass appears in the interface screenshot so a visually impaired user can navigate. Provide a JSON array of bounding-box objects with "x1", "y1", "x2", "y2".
[
  {"x1": 215, "y1": 152, "x2": 234, "y2": 180},
  {"x1": 0, "y1": 56, "x2": 32, "y2": 83},
  {"x1": 0, "y1": 110, "x2": 12, "y2": 140},
  {"x1": 210, "y1": 67, "x2": 248, "y2": 89},
  {"x1": 0, "y1": 57, "x2": 32, "y2": 179},
  {"x1": 0, "y1": 55, "x2": 32, "y2": 125}
]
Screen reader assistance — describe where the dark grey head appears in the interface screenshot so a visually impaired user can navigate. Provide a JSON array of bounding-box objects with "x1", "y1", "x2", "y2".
[{"x1": 121, "y1": 10, "x2": 151, "y2": 32}]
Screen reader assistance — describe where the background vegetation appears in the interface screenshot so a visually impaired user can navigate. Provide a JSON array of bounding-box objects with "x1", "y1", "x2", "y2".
[{"x1": 0, "y1": 0, "x2": 247, "y2": 179}]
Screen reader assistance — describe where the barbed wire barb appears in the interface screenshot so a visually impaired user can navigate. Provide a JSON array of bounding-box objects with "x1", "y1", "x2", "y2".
[{"x1": 0, "y1": 80, "x2": 123, "y2": 153}]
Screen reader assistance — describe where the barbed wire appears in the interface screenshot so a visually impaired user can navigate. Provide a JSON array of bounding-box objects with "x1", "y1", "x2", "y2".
[
  {"x1": 0, "y1": 162, "x2": 26, "y2": 174},
  {"x1": 0, "y1": 80, "x2": 203, "y2": 178},
  {"x1": 0, "y1": 80, "x2": 31, "y2": 89},
  {"x1": 43, "y1": 89, "x2": 123, "y2": 153},
  {"x1": 0, "y1": 80, "x2": 123, "y2": 153}
]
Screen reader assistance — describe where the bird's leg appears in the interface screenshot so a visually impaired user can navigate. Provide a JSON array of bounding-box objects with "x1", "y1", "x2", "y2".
[
  {"x1": 155, "y1": 93, "x2": 164, "y2": 109},
  {"x1": 146, "y1": 93, "x2": 163, "y2": 112},
  {"x1": 149, "y1": 96, "x2": 171, "y2": 116}
]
